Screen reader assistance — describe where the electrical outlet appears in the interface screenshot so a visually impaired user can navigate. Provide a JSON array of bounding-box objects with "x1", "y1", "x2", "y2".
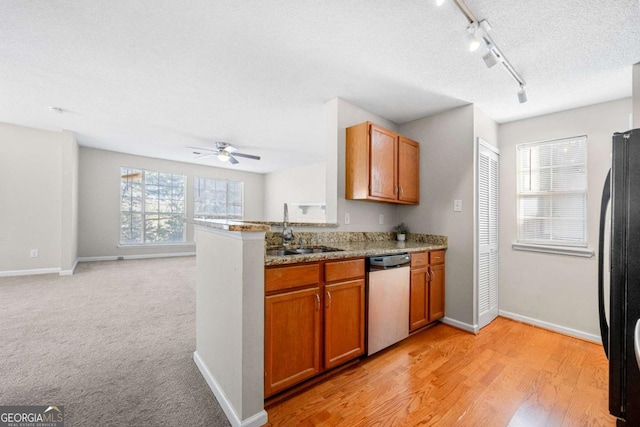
[
  {"x1": 344, "y1": 213, "x2": 350, "y2": 225},
  {"x1": 379, "y1": 214, "x2": 384, "y2": 224},
  {"x1": 30, "y1": 249, "x2": 38, "y2": 258},
  {"x1": 453, "y1": 200, "x2": 462, "y2": 212}
]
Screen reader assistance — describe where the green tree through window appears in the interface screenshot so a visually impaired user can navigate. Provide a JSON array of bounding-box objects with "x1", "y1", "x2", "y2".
[{"x1": 120, "y1": 167, "x2": 186, "y2": 244}]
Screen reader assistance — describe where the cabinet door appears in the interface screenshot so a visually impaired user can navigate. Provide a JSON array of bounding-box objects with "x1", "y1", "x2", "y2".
[
  {"x1": 324, "y1": 279, "x2": 365, "y2": 369},
  {"x1": 369, "y1": 124, "x2": 398, "y2": 200},
  {"x1": 429, "y1": 263, "x2": 445, "y2": 321},
  {"x1": 265, "y1": 287, "x2": 321, "y2": 397},
  {"x1": 410, "y1": 268, "x2": 429, "y2": 331},
  {"x1": 398, "y1": 136, "x2": 420, "y2": 204}
]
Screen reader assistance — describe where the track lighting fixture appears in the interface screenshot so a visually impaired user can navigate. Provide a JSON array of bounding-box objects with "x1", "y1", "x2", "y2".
[
  {"x1": 517, "y1": 85, "x2": 527, "y2": 104},
  {"x1": 443, "y1": 0, "x2": 528, "y2": 103},
  {"x1": 482, "y1": 48, "x2": 497, "y2": 68},
  {"x1": 465, "y1": 22, "x2": 480, "y2": 52}
]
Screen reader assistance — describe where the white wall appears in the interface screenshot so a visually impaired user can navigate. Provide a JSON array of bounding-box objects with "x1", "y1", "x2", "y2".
[
  {"x1": 0, "y1": 122, "x2": 78, "y2": 275},
  {"x1": 498, "y1": 98, "x2": 632, "y2": 340},
  {"x1": 398, "y1": 105, "x2": 476, "y2": 328},
  {"x1": 193, "y1": 226, "x2": 266, "y2": 426},
  {"x1": 473, "y1": 106, "x2": 499, "y2": 150},
  {"x1": 333, "y1": 98, "x2": 401, "y2": 231},
  {"x1": 78, "y1": 147, "x2": 265, "y2": 259},
  {"x1": 61, "y1": 134, "x2": 79, "y2": 274},
  {"x1": 263, "y1": 162, "x2": 327, "y2": 222},
  {"x1": 634, "y1": 63, "x2": 640, "y2": 128}
]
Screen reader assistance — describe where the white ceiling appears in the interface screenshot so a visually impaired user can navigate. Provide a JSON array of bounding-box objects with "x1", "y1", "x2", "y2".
[{"x1": 1, "y1": 1, "x2": 639, "y2": 173}]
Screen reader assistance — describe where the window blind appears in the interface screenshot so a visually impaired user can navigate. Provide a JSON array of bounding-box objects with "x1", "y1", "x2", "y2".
[
  {"x1": 516, "y1": 136, "x2": 587, "y2": 247},
  {"x1": 194, "y1": 177, "x2": 244, "y2": 219}
]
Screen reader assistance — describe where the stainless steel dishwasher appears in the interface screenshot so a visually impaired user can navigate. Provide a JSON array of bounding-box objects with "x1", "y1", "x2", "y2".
[{"x1": 366, "y1": 253, "x2": 411, "y2": 356}]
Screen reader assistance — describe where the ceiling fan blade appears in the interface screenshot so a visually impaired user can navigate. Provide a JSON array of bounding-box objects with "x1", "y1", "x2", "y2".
[
  {"x1": 195, "y1": 153, "x2": 218, "y2": 160},
  {"x1": 232, "y1": 152, "x2": 261, "y2": 160},
  {"x1": 228, "y1": 154, "x2": 240, "y2": 165},
  {"x1": 187, "y1": 145, "x2": 218, "y2": 152}
]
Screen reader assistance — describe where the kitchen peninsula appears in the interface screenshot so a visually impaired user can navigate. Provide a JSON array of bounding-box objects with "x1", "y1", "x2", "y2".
[{"x1": 189, "y1": 219, "x2": 447, "y2": 427}]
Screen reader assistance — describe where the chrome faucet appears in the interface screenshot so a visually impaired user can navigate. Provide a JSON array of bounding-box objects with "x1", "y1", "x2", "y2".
[{"x1": 282, "y1": 203, "x2": 294, "y2": 245}]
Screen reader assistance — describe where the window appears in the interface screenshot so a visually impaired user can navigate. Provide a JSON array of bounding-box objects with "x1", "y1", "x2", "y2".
[
  {"x1": 194, "y1": 177, "x2": 244, "y2": 219},
  {"x1": 120, "y1": 167, "x2": 186, "y2": 244},
  {"x1": 516, "y1": 136, "x2": 587, "y2": 247}
]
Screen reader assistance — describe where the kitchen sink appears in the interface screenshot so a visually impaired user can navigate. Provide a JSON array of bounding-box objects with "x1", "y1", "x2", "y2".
[{"x1": 266, "y1": 246, "x2": 344, "y2": 256}]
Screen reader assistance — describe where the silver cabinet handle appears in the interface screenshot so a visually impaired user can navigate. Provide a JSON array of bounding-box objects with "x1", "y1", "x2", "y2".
[
  {"x1": 326, "y1": 291, "x2": 332, "y2": 308},
  {"x1": 315, "y1": 293, "x2": 320, "y2": 311}
]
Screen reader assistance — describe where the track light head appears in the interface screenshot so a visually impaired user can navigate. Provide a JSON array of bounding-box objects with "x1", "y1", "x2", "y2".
[
  {"x1": 482, "y1": 51, "x2": 497, "y2": 68},
  {"x1": 466, "y1": 22, "x2": 480, "y2": 52},
  {"x1": 518, "y1": 85, "x2": 528, "y2": 103}
]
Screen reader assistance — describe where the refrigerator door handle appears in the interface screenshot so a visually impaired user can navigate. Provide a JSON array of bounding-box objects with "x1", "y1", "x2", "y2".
[
  {"x1": 635, "y1": 319, "x2": 640, "y2": 371},
  {"x1": 598, "y1": 170, "x2": 611, "y2": 359}
]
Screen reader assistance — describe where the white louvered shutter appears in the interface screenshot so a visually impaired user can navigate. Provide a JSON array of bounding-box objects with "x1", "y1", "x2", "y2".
[{"x1": 478, "y1": 142, "x2": 499, "y2": 329}]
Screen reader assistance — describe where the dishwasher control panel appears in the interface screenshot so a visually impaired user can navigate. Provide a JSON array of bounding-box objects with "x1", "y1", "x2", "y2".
[{"x1": 367, "y1": 253, "x2": 411, "y2": 269}]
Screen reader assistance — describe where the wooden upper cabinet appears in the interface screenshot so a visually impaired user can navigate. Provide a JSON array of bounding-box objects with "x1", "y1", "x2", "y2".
[
  {"x1": 346, "y1": 121, "x2": 420, "y2": 205},
  {"x1": 369, "y1": 124, "x2": 398, "y2": 200},
  {"x1": 398, "y1": 136, "x2": 420, "y2": 203}
]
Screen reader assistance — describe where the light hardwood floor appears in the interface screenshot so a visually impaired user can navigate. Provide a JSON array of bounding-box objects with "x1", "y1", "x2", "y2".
[{"x1": 266, "y1": 317, "x2": 616, "y2": 426}]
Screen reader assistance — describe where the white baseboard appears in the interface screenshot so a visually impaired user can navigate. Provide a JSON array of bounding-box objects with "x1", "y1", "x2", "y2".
[
  {"x1": 441, "y1": 317, "x2": 479, "y2": 334},
  {"x1": 193, "y1": 351, "x2": 268, "y2": 427},
  {"x1": 1, "y1": 253, "x2": 194, "y2": 277},
  {"x1": 499, "y1": 310, "x2": 602, "y2": 344},
  {"x1": 0, "y1": 267, "x2": 61, "y2": 278},
  {"x1": 60, "y1": 259, "x2": 79, "y2": 276},
  {"x1": 77, "y1": 252, "x2": 196, "y2": 263}
]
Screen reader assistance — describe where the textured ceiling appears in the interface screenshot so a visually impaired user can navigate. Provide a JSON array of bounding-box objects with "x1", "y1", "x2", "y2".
[{"x1": 1, "y1": 0, "x2": 639, "y2": 172}]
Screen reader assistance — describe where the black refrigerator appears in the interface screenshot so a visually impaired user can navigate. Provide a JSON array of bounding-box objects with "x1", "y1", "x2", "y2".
[{"x1": 599, "y1": 128, "x2": 640, "y2": 426}]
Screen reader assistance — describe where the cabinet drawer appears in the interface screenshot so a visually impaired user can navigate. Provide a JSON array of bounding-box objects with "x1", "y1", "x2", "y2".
[
  {"x1": 429, "y1": 250, "x2": 445, "y2": 265},
  {"x1": 265, "y1": 264, "x2": 320, "y2": 293},
  {"x1": 325, "y1": 258, "x2": 365, "y2": 282},
  {"x1": 411, "y1": 251, "x2": 428, "y2": 268}
]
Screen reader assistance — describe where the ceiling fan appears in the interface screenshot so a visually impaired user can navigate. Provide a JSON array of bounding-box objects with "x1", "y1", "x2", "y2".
[{"x1": 188, "y1": 142, "x2": 261, "y2": 165}]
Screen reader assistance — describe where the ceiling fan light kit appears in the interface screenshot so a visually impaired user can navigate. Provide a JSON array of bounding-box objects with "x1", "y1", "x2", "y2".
[
  {"x1": 438, "y1": 0, "x2": 528, "y2": 103},
  {"x1": 187, "y1": 141, "x2": 261, "y2": 165}
]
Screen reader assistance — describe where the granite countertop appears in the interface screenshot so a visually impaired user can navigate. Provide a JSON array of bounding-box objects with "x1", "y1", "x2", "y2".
[
  {"x1": 188, "y1": 218, "x2": 270, "y2": 232},
  {"x1": 265, "y1": 239, "x2": 447, "y2": 266}
]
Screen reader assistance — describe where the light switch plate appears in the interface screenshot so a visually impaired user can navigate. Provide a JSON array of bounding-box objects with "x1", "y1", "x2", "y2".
[
  {"x1": 344, "y1": 213, "x2": 350, "y2": 225},
  {"x1": 379, "y1": 214, "x2": 384, "y2": 224},
  {"x1": 453, "y1": 200, "x2": 462, "y2": 212}
]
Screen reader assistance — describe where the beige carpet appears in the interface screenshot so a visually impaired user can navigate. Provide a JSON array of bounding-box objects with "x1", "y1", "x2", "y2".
[{"x1": 0, "y1": 257, "x2": 230, "y2": 427}]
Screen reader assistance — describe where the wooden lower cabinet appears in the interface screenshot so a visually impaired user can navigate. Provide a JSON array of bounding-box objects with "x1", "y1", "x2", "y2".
[
  {"x1": 324, "y1": 279, "x2": 365, "y2": 369},
  {"x1": 429, "y1": 263, "x2": 445, "y2": 321},
  {"x1": 409, "y1": 268, "x2": 429, "y2": 331},
  {"x1": 264, "y1": 287, "x2": 321, "y2": 397},
  {"x1": 265, "y1": 258, "x2": 365, "y2": 397},
  {"x1": 409, "y1": 250, "x2": 446, "y2": 332}
]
